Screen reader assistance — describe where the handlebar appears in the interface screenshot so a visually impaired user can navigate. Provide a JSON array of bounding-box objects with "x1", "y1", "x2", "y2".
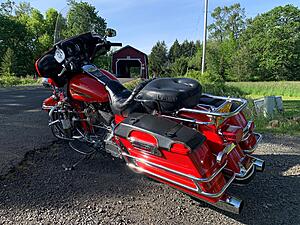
[{"x1": 110, "y1": 42, "x2": 122, "y2": 47}]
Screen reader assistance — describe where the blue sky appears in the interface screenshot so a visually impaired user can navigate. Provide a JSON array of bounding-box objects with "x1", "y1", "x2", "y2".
[{"x1": 13, "y1": 0, "x2": 300, "y2": 53}]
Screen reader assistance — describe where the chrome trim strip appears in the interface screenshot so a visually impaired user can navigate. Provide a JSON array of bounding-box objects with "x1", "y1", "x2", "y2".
[
  {"x1": 243, "y1": 133, "x2": 262, "y2": 154},
  {"x1": 194, "y1": 173, "x2": 236, "y2": 198},
  {"x1": 42, "y1": 104, "x2": 54, "y2": 110},
  {"x1": 235, "y1": 164, "x2": 255, "y2": 180},
  {"x1": 126, "y1": 161, "x2": 236, "y2": 198},
  {"x1": 161, "y1": 115, "x2": 214, "y2": 125},
  {"x1": 127, "y1": 163, "x2": 199, "y2": 192},
  {"x1": 122, "y1": 153, "x2": 227, "y2": 183}
]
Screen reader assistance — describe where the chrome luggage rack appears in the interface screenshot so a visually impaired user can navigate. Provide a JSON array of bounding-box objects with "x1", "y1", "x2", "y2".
[
  {"x1": 177, "y1": 93, "x2": 248, "y2": 118},
  {"x1": 161, "y1": 94, "x2": 248, "y2": 126}
]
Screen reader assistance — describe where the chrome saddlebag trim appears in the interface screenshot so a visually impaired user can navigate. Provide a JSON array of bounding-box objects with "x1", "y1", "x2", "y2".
[
  {"x1": 243, "y1": 132, "x2": 262, "y2": 154},
  {"x1": 123, "y1": 153, "x2": 235, "y2": 198}
]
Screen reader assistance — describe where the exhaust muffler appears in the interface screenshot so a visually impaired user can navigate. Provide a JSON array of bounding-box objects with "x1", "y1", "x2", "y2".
[
  {"x1": 215, "y1": 196, "x2": 244, "y2": 214},
  {"x1": 253, "y1": 157, "x2": 265, "y2": 172}
]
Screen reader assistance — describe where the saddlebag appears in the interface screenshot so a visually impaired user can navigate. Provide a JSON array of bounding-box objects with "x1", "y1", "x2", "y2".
[{"x1": 114, "y1": 113, "x2": 206, "y2": 153}]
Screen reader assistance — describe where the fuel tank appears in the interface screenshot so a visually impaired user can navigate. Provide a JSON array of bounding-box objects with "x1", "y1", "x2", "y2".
[{"x1": 69, "y1": 73, "x2": 109, "y2": 103}]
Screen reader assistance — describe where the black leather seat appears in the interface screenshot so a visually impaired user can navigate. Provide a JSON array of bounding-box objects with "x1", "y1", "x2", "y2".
[
  {"x1": 105, "y1": 79, "x2": 145, "y2": 116},
  {"x1": 136, "y1": 78, "x2": 202, "y2": 113}
]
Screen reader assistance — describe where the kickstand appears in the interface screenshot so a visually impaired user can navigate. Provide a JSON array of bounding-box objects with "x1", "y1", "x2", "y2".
[
  {"x1": 62, "y1": 154, "x2": 90, "y2": 171},
  {"x1": 62, "y1": 141, "x2": 96, "y2": 171}
]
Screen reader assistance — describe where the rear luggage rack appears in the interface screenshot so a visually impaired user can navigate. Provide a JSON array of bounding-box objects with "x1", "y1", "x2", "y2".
[{"x1": 177, "y1": 93, "x2": 248, "y2": 118}]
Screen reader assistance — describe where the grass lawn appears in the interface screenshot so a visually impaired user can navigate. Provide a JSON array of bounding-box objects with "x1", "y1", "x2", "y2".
[
  {"x1": 253, "y1": 99, "x2": 300, "y2": 136},
  {"x1": 226, "y1": 81, "x2": 300, "y2": 100},
  {"x1": 0, "y1": 75, "x2": 41, "y2": 87},
  {"x1": 226, "y1": 81, "x2": 300, "y2": 136}
]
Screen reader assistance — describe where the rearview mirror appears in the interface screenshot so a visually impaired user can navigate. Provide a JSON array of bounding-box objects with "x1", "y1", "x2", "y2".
[{"x1": 106, "y1": 28, "x2": 117, "y2": 37}]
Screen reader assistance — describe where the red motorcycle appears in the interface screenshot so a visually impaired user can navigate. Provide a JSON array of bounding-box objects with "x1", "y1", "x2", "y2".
[{"x1": 35, "y1": 31, "x2": 264, "y2": 214}]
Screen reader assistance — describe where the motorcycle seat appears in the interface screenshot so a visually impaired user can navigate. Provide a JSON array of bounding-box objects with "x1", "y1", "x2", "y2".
[
  {"x1": 105, "y1": 79, "x2": 145, "y2": 116},
  {"x1": 136, "y1": 78, "x2": 202, "y2": 113}
]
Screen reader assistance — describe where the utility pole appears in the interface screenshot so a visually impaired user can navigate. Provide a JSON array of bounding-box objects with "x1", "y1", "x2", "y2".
[{"x1": 201, "y1": 0, "x2": 208, "y2": 74}]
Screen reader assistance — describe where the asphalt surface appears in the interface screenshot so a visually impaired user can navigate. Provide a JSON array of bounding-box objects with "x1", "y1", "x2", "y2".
[
  {"x1": 0, "y1": 86, "x2": 299, "y2": 224},
  {"x1": 0, "y1": 86, "x2": 55, "y2": 175}
]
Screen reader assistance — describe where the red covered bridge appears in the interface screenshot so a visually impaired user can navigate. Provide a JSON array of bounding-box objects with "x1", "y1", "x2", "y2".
[{"x1": 112, "y1": 45, "x2": 149, "y2": 79}]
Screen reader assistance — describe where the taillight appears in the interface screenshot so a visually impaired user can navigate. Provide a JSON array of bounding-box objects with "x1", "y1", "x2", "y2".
[
  {"x1": 170, "y1": 143, "x2": 191, "y2": 155},
  {"x1": 222, "y1": 125, "x2": 243, "y2": 143}
]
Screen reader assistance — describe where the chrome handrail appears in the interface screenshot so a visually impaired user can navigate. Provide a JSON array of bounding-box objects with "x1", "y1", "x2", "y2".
[{"x1": 177, "y1": 93, "x2": 248, "y2": 118}]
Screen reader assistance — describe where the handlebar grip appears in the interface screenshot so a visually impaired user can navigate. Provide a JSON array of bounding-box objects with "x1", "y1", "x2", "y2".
[{"x1": 110, "y1": 42, "x2": 122, "y2": 47}]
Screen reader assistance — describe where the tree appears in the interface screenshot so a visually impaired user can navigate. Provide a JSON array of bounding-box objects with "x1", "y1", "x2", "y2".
[
  {"x1": 208, "y1": 3, "x2": 246, "y2": 41},
  {"x1": 0, "y1": 0, "x2": 15, "y2": 16},
  {"x1": 207, "y1": 3, "x2": 245, "y2": 80},
  {"x1": 239, "y1": 5, "x2": 300, "y2": 81},
  {"x1": 149, "y1": 41, "x2": 168, "y2": 77},
  {"x1": 45, "y1": 8, "x2": 58, "y2": 36},
  {"x1": 65, "y1": 0, "x2": 107, "y2": 37},
  {"x1": 168, "y1": 39, "x2": 181, "y2": 62},
  {"x1": 1, "y1": 48, "x2": 15, "y2": 76},
  {"x1": 171, "y1": 57, "x2": 188, "y2": 76},
  {"x1": 0, "y1": 14, "x2": 32, "y2": 76},
  {"x1": 180, "y1": 40, "x2": 197, "y2": 58},
  {"x1": 15, "y1": 2, "x2": 32, "y2": 16}
]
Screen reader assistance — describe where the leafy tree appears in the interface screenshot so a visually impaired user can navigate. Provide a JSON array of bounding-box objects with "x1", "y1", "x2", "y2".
[
  {"x1": 187, "y1": 48, "x2": 202, "y2": 71},
  {"x1": 0, "y1": 0, "x2": 15, "y2": 16},
  {"x1": 0, "y1": 47, "x2": 15, "y2": 76},
  {"x1": 149, "y1": 41, "x2": 168, "y2": 77},
  {"x1": 45, "y1": 8, "x2": 58, "y2": 36},
  {"x1": 229, "y1": 46, "x2": 258, "y2": 81},
  {"x1": 209, "y1": 3, "x2": 246, "y2": 41},
  {"x1": 15, "y1": 2, "x2": 32, "y2": 16},
  {"x1": 170, "y1": 57, "x2": 188, "y2": 76},
  {"x1": 240, "y1": 5, "x2": 300, "y2": 81},
  {"x1": 65, "y1": 0, "x2": 107, "y2": 37},
  {"x1": 0, "y1": 14, "x2": 32, "y2": 76}
]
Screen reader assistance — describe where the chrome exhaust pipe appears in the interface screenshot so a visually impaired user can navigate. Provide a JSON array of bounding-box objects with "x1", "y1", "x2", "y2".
[
  {"x1": 253, "y1": 157, "x2": 265, "y2": 172},
  {"x1": 215, "y1": 196, "x2": 244, "y2": 214}
]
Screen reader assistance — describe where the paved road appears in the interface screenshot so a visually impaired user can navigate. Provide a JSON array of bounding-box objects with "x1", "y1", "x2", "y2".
[{"x1": 0, "y1": 86, "x2": 55, "y2": 175}]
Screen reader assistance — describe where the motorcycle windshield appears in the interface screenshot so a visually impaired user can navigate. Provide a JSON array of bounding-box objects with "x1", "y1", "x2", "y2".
[{"x1": 53, "y1": 2, "x2": 106, "y2": 45}]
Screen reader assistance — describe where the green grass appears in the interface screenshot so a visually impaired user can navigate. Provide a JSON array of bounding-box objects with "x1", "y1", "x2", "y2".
[
  {"x1": 227, "y1": 81, "x2": 300, "y2": 99},
  {"x1": 253, "y1": 100, "x2": 300, "y2": 136},
  {"x1": 0, "y1": 75, "x2": 40, "y2": 87}
]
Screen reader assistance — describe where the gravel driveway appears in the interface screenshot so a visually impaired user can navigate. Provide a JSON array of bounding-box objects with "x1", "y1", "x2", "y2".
[{"x1": 0, "y1": 134, "x2": 299, "y2": 225}]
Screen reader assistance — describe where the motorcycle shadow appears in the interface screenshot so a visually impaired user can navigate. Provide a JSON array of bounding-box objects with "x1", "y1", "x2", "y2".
[{"x1": 217, "y1": 152, "x2": 300, "y2": 225}]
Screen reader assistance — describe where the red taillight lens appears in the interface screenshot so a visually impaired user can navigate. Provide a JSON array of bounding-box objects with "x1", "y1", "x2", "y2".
[
  {"x1": 222, "y1": 125, "x2": 243, "y2": 143},
  {"x1": 170, "y1": 143, "x2": 191, "y2": 155}
]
